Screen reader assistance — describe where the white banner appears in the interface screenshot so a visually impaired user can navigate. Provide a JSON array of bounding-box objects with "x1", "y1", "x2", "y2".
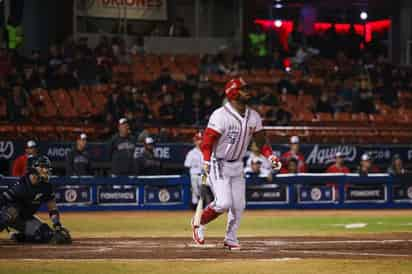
[{"x1": 80, "y1": 0, "x2": 168, "y2": 21}]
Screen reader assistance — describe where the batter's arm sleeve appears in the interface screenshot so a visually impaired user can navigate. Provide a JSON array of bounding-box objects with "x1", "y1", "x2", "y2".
[{"x1": 200, "y1": 128, "x2": 221, "y2": 162}]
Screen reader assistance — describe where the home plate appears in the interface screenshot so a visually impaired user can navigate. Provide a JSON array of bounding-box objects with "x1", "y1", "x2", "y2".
[
  {"x1": 345, "y1": 223, "x2": 367, "y2": 229},
  {"x1": 187, "y1": 243, "x2": 218, "y2": 248}
]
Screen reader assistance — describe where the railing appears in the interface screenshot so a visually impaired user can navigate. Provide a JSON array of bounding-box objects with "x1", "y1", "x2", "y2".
[{"x1": 1, "y1": 174, "x2": 411, "y2": 210}]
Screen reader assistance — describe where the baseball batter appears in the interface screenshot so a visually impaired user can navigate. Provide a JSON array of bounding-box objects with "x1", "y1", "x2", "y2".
[{"x1": 191, "y1": 78, "x2": 281, "y2": 250}]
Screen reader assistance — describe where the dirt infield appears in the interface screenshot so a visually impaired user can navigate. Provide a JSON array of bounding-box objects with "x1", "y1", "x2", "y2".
[{"x1": 1, "y1": 234, "x2": 411, "y2": 260}]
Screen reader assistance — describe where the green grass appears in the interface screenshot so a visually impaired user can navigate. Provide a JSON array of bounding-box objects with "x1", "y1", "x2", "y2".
[
  {"x1": 2, "y1": 260, "x2": 412, "y2": 274},
  {"x1": 45, "y1": 211, "x2": 412, "y2": 238}
]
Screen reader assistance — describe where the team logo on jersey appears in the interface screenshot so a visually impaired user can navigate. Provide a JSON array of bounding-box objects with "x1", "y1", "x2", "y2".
[{"x1": 228, "y1": 129, "x2": 239, "y2": 144}]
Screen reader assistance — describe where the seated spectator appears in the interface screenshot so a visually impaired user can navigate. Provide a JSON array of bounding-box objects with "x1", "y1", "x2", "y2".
[
  {"x1": 280, "y1": 157, "x2": 299, "y2": 174},
  {"x1": 65, "y1": 133, "x2": 92, "y2": 176},
  {"x1": 266, "y1": 104, "x2": 292, "y2": 126},
  {"x1": 244, "y1": 157, "x2": 273, "y2": 183},
  {"x1": 281, "y1": 136, "x2": 307, "y2": 172},
  {"x1": 356, "y1": 153, "x2": 380, "y2": 176},
  {"x1": 12, "y1": 140, "x2": 39, "y2": 176},
  {"x1": 48, "y1": 63, "x2": 78, "y2": 90},
  {"x1": 315, "y1": 92, "x2": 334, "y2": 114},
  {"x1": 387, "y1": 154, "x2": 407, "y2": 176},
  {"x1": 47, "y1": 44, "x2": 63, "y2": 71},
  {"x1": 105, "y1": 90, "x2": 126, "y2": 125},
  {"x1": 73, "y1": 51, "x2": 98, "y2": 86},
  {"x1": 158, "y1": 94, "x2": 176, "y2": 125},
  {"x1": 22, "y1": 65, "x2": 42, "y2": 91},
  {"x1": 134, "y1": 137, "x2": 162, "y2": 175},
  {"x1": 326, "y1": 152, "x2": 350, "y2": 173},
  {"x1": 130, "y1": 89, "x2": 150, "y2": 125},
  {"x1": 168, "y1": 17, "x2": 189, "y2": 37},
  {"x1": 245, "y1": 142, "x2": 272, "y2": 171},
  {"x1": 7, "y1": 84, "x2": 29, "y2": 122}
]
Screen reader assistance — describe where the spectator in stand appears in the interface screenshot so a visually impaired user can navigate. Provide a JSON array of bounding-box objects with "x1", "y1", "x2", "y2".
[
  {"x1": 65, "y1": 133, "x2": 91, "y2": 176},
  {"x1": 96, "y1": 46, "x2": 113, "y2": 83},
  {"x1": 130, "y1": 88, "x2": 150, "y2": 125},
  {"x1": 281, "y1": 136, "x2": 307, "y2": 172},
  {"x1": 48, "y1": 63, "x2": 78, "y2": 90},
  {"x1": 0, "y1": 48, "x2": 11, "y2": 78},
  {"x1": 280, "y1": 157, "x2": 299, "y2": 174},
  {"x1": 184, "y1": 132, "x2": 204, "y2": 207},
  {"x1": 47, "y1": 44, "x2": 63, "y2": 72},
  {"x1": 168, "y1": 17, "x2": 190, "y2": 37},
  {"x1": 244, "y1": 157, "x2": 273, "y2": 183},
  {"x1": 22, "y1": 64, "x2": 42, "y2": 92},
  {"x1": 315, "y1": 92, "x2": 334, "y2": 114},
  {"x1": 108, "y1": 118, "x2": 137, "y2": 176},
  {"x1": 325, "y1": 152, "x2": 350, "y2": 201},
  {"x1": 158, "y1": 93, "x2": 176, "y2": 125},
  {"x1": 245, "y1": 142, "x2": 272, "y2": 172},
  {"x1": 266, "y1": 104, "x2": 292, "y2": 126},
  {"x1": 326, "y1": 152, "x2": 350, "y2": 173},
  {"x1": 357, "y1": 153, "x2": 380, "y2": 176},
  {"x1": 387, "y1": 154, "x2": 407, "y2": 176},
  {"x1": 355, "y1": 75, "x2": 375, "y2": 113},
  {"x1": 105, "y1": 89, "x2": 126, "y2": 125},
  {"x1": 134, "y1": 137, "x2": 162, "y2": 175},
  {"x1": 7, "y1": 84, "x2": 30, "y2": 122},
  {"x1": 73, "y1": 51, "x2": 98, "y2": 86},
  {"x1": 12, "y1": 140, "x2": 38, "y2": 176}
]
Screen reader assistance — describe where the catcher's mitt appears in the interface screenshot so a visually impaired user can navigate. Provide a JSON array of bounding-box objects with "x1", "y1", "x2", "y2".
[{"x1": 50, "y1": 226, "x2": 72, "y2": 245}]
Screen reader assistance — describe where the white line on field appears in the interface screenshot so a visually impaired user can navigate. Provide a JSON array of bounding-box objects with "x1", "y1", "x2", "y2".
[
  {"x1": 280, "y1": 250, "x2": 411, "y2": 257},
  {"x1": 259, "y1": 239, "x2": 412, "y2": 246},
  {"x1": 0, "y1": 258, "x2": 302, "y2": 262}
]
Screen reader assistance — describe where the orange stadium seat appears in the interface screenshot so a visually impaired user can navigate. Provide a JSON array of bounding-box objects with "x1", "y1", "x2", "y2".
[{"x1": 0, "y1": 97, "x2": 7, "y2": 118}]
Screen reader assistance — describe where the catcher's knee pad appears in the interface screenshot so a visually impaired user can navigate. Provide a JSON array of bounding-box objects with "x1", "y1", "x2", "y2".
[{"x1": 30, "y1": 223, "x2": 54, "y2": 243}]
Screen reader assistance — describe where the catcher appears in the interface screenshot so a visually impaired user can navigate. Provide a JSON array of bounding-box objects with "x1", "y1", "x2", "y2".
[{"x1": 0, "y1": 156, "x2": 71, "y2": 244}]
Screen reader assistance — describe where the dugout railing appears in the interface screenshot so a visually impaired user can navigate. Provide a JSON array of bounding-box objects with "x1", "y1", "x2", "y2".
[{"x1": 0, "y1": 174, "x2": 411, "y2": 210}]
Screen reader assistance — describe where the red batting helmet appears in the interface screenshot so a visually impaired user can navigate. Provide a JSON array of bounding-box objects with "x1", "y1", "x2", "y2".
[{"x1": 224, "y1": 78, "x2": 247, "y2": 100}]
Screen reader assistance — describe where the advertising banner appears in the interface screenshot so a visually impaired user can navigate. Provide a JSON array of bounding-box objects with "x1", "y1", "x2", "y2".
[
  {"x1": 54, "y1": 185, "x2": 92, "y2": 205},
  {"x1": 98, "y1": 185, "x2": 138, "y2": 205},
  {"x1": 144, "y1": 184, "x2": 183, "y2": 205},
  {"x1": 345, "y1": 184, "x2": 387, "y2": 202},
  {"x1": 79, "y1": 0, "x2": 168, "y2": 20},
  {"x1": 246, "y1": 184, "x2": 288, "y2": 204},
  {"x1": 298, "y1": 185, "x2": 334, "y2": 203}
]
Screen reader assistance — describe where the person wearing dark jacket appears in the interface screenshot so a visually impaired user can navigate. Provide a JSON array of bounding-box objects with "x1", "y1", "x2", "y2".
[
  {"x1": 65, "y1": 133, "x2": 91, "y2": 176},
  {"x1": 0, "y1": 156, "x2": 71, "y2": 244},
  {"x1": 109, "y1": 118, "x2": 137, "y2": 175},
  {"x1": 134, "y1": 137, "x2": 162, "y2": 175}
]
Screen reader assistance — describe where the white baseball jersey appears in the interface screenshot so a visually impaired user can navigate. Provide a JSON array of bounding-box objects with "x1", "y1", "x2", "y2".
[
  {"x1": 184, "y1": 147, "x2": 203, "y2": 175},
  {"x1": 207, "y1": 102, "x2": 263, "y2": 162}
]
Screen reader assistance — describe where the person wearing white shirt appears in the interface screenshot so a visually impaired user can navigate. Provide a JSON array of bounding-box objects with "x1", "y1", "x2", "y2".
[{"x1": 184, "y1": 132, "x2": 203, "y2": 206}]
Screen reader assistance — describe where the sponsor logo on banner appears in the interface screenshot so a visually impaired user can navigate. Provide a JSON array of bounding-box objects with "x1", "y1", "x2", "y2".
[
  {"x1": 98, "y1": 185, "x2": 137, "y2": 204},
  {"x1": 408, "y1": 186, "x2": 412, "y2": 199},
  {"x1": 80, "y1": 0, "x2": 168, "y2": 20},
  {"x1": 363, "y1": 149, "x2": 391, "y2": 161},
  {"x1": 158, "y1": 188, "x2": 171, "y2": 202},
  {"x1": 311, "y1": 187, "x2": 322, "y2": 201},
  {"x1": 134, "y1": 146, "x2": 171, "y2": 159},
  {"x1": 65, "y1": 189, "x2": 78, "y2": 202},
  {"x1": 306, "y1": 145, "x2": 357, "y2": 165},
  {"x1": 47, "y1": 147, "x2": 71, "y2": 158},
  {"x1": 0, "y1": 141, "x2": 14, "y2": 159}
]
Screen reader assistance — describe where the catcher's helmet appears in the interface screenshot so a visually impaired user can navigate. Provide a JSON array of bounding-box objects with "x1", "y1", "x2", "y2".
[
  {"x1": 33, "y1": 155, "x2": 52, "y2": 169},
  {"x1": 224, "y1": 78, "x2": 248, "y2": 100},
  {"x1": 32, "y1": 156, "x2": 52, "y2": 181}
]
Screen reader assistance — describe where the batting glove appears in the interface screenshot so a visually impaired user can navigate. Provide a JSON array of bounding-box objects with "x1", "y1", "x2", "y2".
[{"x1": 268, "y1": 155, "x2": 282, "y2": 171}]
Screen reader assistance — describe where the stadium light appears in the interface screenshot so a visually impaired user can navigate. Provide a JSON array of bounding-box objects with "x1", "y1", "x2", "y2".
[
  {"x1": 274, "y1": 20, "x2": 283, "y2": 28},
  {"x1": 360, "y1": 11, "x2": 368, "y2": 21},
  {"x1": 274, "y1": 3, "x2": 283, "y2": 8}
]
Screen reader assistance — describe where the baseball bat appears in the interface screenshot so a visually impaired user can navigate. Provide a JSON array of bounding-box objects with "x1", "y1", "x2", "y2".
[{"x1": 193, "y1": 173, "x2": 207, "y2": 226}]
